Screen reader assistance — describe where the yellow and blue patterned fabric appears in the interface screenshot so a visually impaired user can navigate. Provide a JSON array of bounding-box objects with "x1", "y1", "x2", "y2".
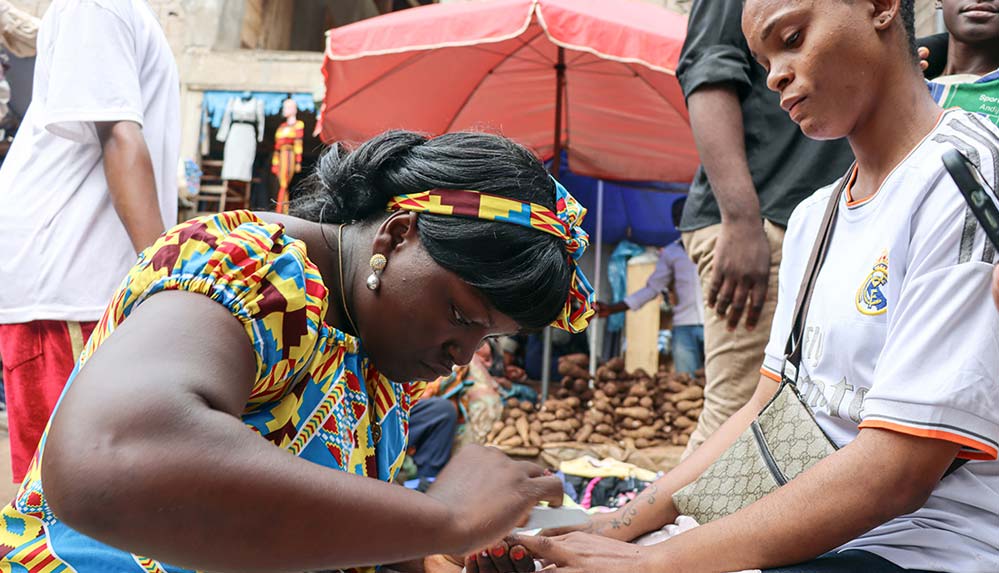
[
  {"x1": 0, "y1": 211, "x2": 424, "y2": 573},
  {"x1": 386, "y1": 177, "x2": 596, "y2": 333}
]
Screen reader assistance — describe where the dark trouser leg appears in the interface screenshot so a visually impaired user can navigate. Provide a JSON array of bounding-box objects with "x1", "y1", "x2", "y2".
[
  {"x1": 764, "y1": 550, "x2": 936, "y2": 573},
  {"x1": 408, "y1": 398, "x2": 458, "y2": 479}
]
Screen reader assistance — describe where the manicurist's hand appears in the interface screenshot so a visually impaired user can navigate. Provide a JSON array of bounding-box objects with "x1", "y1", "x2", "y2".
[{"x1": 426, "y1": 445, "x2": 563, "y2": 555}]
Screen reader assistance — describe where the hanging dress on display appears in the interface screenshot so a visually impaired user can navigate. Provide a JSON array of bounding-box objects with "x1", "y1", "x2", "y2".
[
  {"x1": 216, "y1": 96, "x2": 264, "y2": 182},
  {"x1": 271, "y1": 119, "x2": 304, "y2": 214}
]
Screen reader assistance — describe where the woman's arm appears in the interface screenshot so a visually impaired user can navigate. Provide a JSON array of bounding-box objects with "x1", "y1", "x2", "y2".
[
  {"x1": 583, "y1": 374, "x2": 779, "y2": 541},
  {"x1": 43, "y1": 291, "x2": 560, "y2": 573},
  {"x1": 512, "y1": 427, "x2": 961, "y2": 573},
  {"x1": 641, "y1": 428, "x2": 961, "y2": 572}
]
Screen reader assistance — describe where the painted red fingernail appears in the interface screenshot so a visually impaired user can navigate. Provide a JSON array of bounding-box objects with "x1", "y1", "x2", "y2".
[
  {"x1": 511, "y1": 547, "x2": 526, "y2": 561},
  {"x1": 491, "y1": 545, "x2": 506, "y2": 558}
]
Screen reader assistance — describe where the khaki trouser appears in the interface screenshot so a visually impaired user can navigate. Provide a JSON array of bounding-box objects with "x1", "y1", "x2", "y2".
[{"x1": 681, "y1": 220, "x2": 785, "y2": 456}]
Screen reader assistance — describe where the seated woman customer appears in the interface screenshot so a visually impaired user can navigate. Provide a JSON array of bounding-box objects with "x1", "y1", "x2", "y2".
[
  {"x1": 0, "y1": 130, "x2": 595, "y2": 573},
  {"x1": 468, "y1": 0, "x2": 999, "y2": 572}
]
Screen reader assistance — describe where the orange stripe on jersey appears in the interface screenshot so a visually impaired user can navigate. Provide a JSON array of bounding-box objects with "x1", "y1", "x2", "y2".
[
  {"x1": 843, "y1": 166, "x2": 864, "y2": 207},
  {"x1": 759, "y1": 368, "x2": 782, "y2": 383},
  {"x1": 859, "y1": 420, "x2": 998, "y2": 460}
]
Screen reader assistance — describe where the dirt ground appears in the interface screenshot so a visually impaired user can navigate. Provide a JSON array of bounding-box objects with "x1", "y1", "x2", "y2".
[{"x1": 0, "y1": 411, "x2": 22, "y2": 500}]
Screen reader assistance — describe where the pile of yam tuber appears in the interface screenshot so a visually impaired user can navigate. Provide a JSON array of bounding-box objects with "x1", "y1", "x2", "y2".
[{"x1": 485, "y1": 354, "x2": 706, "y2": 456}]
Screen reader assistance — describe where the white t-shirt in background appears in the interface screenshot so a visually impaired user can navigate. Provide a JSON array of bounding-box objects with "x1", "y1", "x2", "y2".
[
  {"x1": 625, "y1": 242, "x2": 705, "y2": 327},
  {"x1": 761, "y1": 109, "x2": 999, "y2": 572},
  {"x1": 0, "y1": 0, "x2": 179, "y2": 323}
]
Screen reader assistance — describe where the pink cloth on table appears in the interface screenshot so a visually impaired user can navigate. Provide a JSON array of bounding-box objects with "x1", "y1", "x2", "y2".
[{"x1": 579, "y1": 477, "x2": 603, "y2": 509}]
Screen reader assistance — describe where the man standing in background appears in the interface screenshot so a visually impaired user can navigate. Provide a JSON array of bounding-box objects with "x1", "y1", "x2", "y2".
[
  {"x1": 596, "y1": 198, "x2": 705, "y2": 375},
  {"x1": 676, "y1": 0, "x2": 855, "y2": 454},
  {"x1": 927, "y1": 0, "x2": 999, "y2": 124},
  {"x1": 0, "y1": 0, "x2": 179, "y2": 482}
]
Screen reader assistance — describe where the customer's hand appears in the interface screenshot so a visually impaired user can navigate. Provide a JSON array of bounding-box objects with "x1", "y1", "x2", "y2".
[
  {"x1": 918, "y1": 46, "x2": 930, "y2": 72},
  {"x1": 426, "y1": 445, "x2": 563, "y2": 556},
  {"x1": 464, "y1": 538, "x2": 537, "y2": 573},
  {"x1": 464, "y1": 509, "x2": 635, "y2": 572},
  {"x1": 479, "y1": 532, "x2": 649, "y2": 573},
  {"x1": 709, "y1": 219, "x2": 770, "y2": 330}
]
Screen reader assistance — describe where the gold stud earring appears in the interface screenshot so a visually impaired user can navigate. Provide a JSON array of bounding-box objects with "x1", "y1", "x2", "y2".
[{"x1": 367, "y1": 254, "x2": 387, "y2": 291}]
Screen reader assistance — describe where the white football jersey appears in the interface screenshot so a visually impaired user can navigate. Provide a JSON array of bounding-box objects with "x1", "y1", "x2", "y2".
[{"x1": 762, "y1": 109, "x2": 999, "y2": 572}]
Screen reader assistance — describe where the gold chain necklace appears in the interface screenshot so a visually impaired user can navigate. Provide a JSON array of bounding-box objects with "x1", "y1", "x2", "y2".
[{"x1": 337, "y1": 223, "x2": 381, "y2": 445}]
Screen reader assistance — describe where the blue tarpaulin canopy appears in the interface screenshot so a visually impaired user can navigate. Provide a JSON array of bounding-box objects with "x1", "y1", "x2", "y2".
[
  {"x1": 558, "y1": 171, "x2": 687, "y2": 248},
  {"x1": 550, "y1": 156, "x2": 688, "y2": 247}
]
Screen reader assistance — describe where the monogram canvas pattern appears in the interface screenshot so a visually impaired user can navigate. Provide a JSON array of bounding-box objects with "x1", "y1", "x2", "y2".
[
  {"x1": 672, "y1": 422, "x2": 780, "y2": 524},
  {"x1": 757, "y1": 385, "x2": 838, "y2": 481},
  {"x1": 672, "y1": 384, "x2": 835, "y2": 524}
]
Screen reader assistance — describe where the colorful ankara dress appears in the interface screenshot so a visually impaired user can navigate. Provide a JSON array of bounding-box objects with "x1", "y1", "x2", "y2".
[
  {"x1": 0, "y1": 211, "x2": 424, "y2": 573},
  {"x1": 272, "y1": 119, "x2": 304, "y2": 214}
]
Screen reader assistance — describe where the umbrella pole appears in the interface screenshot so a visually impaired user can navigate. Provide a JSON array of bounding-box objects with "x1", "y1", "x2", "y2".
[
  {"x1": 541, "y1": 47, "x2": 566, "y2": 404},
  {"x1": 550, "y1": 46, "x2": 566, "y2": 175},
  {"x1": 589, "y1": 179, "x2": 604, "y2": 380}
]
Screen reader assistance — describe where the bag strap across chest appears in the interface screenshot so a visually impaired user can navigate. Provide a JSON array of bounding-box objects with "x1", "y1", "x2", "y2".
[
  {"x1": 779, "y1": 164, "x2": 967, "y2": 478},
  {"x1": 782, "y1": 165, "x2": 853, "y2": 379}
]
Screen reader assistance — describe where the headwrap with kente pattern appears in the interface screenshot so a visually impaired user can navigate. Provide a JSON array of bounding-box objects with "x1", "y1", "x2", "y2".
[{"x1": 386, "y1": 177, "x2": 595, "y2": 333}]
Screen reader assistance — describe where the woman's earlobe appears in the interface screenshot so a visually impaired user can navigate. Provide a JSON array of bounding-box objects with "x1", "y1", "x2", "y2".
[
  {"x1": 872, "y1": 4, "x2": 897, "y2": 31},
  {"x1": 373, "y1": 211, "x2": 415, "y2": 257}
]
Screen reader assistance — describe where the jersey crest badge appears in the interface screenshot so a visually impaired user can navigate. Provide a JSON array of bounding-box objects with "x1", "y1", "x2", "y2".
[{"x1": 856, "y1": 250, "x2": 888, "y2": 316}]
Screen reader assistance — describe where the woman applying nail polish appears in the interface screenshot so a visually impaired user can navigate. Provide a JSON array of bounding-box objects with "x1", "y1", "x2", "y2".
[{"x1": 0, "y1": 130, "x2": 594, "y2": 573}]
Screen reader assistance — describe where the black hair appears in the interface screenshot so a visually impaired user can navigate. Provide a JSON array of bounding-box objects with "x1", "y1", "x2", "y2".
[
  {"x1": 842, "y1": 0, "x2": 917, "y2": 61},
  {"x1": 671, "y1": 197, "x2": 686, "y2": 229},
  {"x1": 899, "y1": 0, "x2": 917, "y2": 62},
  {"x1": 292, "y1": 130, "x2": 572, "y2": 331}
]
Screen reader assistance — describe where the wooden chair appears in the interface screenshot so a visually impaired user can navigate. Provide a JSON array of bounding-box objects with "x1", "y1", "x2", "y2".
[{"x1": 192, "y1": 160, "x2": 253, "y2": 215}]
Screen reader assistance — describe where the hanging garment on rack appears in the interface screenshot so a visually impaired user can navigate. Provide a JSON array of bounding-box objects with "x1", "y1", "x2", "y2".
[
  {"x1": 216, "y1": 97, "x2": 263, "y2": 182},
  {"x1": 271, "y1": 119, "x2": 304, "y2": 213}
]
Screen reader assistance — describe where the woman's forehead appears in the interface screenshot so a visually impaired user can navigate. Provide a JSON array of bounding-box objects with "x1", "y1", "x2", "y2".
[{"x1": 743, "y1": 0, "x2": 808, "y2": 33}]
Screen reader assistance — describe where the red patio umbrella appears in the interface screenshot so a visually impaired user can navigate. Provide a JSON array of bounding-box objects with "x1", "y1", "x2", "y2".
[{"x1": 320, "y1": 0, "x2": 697, "y2": 183}]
